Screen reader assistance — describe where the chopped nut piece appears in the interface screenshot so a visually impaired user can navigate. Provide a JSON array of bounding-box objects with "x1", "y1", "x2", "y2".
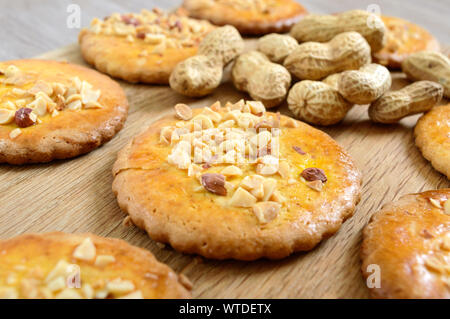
[
  {"x1": 218, "y1": 119, "x2": 235, "y2": 128},
  {"x1": 0, "y1": 109, "x2": 15, "y2": 124},
  {"x1": 301, "y1": 167, "x2": 327, "y2": 183},
  {"x1": 262, "y1": 178, "x2": 277, "y2": 201},
  {"x1": 307, "y1": 180, "x2": 324, "y2": 192},
  {"x1": 201, "y1": 173, "x2": 227, "y2": 196},
  {"x1": 278, "y1": 161, "x2": 290, "y2": 179},
  {"x1": 55, "y1": 288, "x2": 82, "y2": 299},
  {"x1": 247, "y1": 100, "x2": 266, "y2": 115},
  {"x1": 252, "y1": 202, "x2": 281, "y2": 224},
  {"x1": 46, "y1": 276, "x2": 66, "y2": 292},
  {"x1": 229, "y1": 187, "x2": 257, "y2": 207},
  {"x1": 0, "y1": 287, "x2": 18, "y2": 299},
  {"x1": 82, "y1": 284, "x2": 94, "y2": 299},
  {"x1": 14, "y1": 107, "x2": 36, "y2": 128},
  {"x1": 95, "y1": 255, "x2": 116, "y2": 267},
  {"x1": 202, "y1": 107, "x2": 222, "y2": 123},
  {"x1": 106, "y1": 278, "x2": 135, "y2": 294},
  {"x1": 118, "y1": 290, "x2": 144, "y2": 299},
  {"x1": 429, "y1": 198, "x2": 442, "y2": 209},
  {"x1": 28, "y1": 80, "x2": 53, "y2": 96},
  {"x1": 444, "y1": 200, "x2": 450, "y2": 215},
  {"x1": 9, "y1": 128, "x2": 22, "y2": 139},
  {"x1": 45, "y1": 260, "x2": 71, "y2": 283},
  {"x1": 174, "y1": 103, "x2": 193, "y2": 120},
  {"x1": 73, "y1": 237, "x2": 96, "y2": 261},
  {"x1": 241, "y1": 175, "x2": 265, "y2": 191},
  {"x1": 293, "y1": 146, "x2": 306, "y2": 155},
  {"x1": 210, "y1": 101, "x2": 221, "y2": 111},
  {"x1": 221, "y1": 165, "x2": 243, "y2": 176}
]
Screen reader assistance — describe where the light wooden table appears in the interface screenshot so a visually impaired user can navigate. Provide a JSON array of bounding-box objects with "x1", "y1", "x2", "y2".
[{"x1": 0, "y1": 0, "x2": 449, "y2": 299}]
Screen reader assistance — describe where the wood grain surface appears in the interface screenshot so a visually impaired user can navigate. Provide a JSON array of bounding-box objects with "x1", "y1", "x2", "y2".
[{"x1": 0, "y1": 39, "x2": 448, "y2": 298}]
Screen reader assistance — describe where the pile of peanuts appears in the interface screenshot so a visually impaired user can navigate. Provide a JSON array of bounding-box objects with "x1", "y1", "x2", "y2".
[{"x1": 169, "y1": 10, "x2": 450, "y2": 126}]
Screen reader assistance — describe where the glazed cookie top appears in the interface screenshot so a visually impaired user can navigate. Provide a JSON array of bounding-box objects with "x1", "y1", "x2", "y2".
[
  {"x1": 0, "y1": 233, "x2": 192, "y2": 299},
  {"x1": 182, "y1": 0, "x2": 308, "y2": 34},
  {"x1": 373, "y1": 16, "x2": 440, "y2": 68},
  {"x1": 361, "y1": 189, "x2": 450, "y2": 299},
  {"x1": 113, "y1": 100, "x2": 361, "y2": 260}
]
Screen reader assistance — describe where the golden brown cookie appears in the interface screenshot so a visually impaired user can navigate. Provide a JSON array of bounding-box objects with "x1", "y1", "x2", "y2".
[
  {"x1": 182, "y1": 0, "x2": 308, "y2": 35},
  {"x1": 0, "y1": 59, "x2": 128, "y2": 164},
  {"x1": 112, "y1": 100, "x2": 361, "y2": 260},
  {"x1": 361, "y1": 189, "x2": 450, "y2": 299},
  {"x1": 373, "y1": 16, "x2": 440, "y2": 68},
  {"x1": 414, "y1": 104, "x2": 450, "y2": 179},
  {"x1": 79, "y1": 8, "x2": 215, "y2": 84},
  {"x1": 0, "y1": 232, "x2": 192, "y2": 299}
]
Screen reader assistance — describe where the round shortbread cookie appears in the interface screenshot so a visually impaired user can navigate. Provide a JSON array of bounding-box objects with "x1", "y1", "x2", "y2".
[
  {"x1": 79, "y1": 8, "x2": 215, "y2": 84},
  {"x1": 182, "y1": 0, "x2": 308, "y2": 35},
  {"x1": 361, "y1": 189, "x2": 450, "y2": 299},
  {"x1": 373, "y1": 15, "x2": 440, "y2": 68},
  {"x1": 414, "y1": 104, "x2": 450, "y2": 179},
  {"x1": 0, "y1": 232, "x2": 192, "y2": 299},
  {"x1": 0, "y1": 59, "x2": 128, "y2": 164},
  {"x1": 112, "y1": 100, "x2": 362, "y2": 260}
]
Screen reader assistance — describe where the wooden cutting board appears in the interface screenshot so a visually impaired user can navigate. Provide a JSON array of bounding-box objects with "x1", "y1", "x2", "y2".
[{"x1": 0, "y1": 42, "x2": 448, "y2": 299}]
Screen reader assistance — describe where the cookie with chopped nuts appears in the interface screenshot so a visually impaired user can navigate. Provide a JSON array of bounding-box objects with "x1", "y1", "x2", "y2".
[
  {"x1": 0, "y1": 232, "x2": 192, "y2": 299},
  {"x1": 79, "y1": 8, "x2": 215, "y2": 84},
  {"x1": 112, "y1": 100, "x2": 361, "y2": 260},
  {"x1": 414, "y1": 104, "x2": 450, "y2": 179},
  {"x1": 361, "y1": 189, "x2": 450, "y2": 299},
  {"x1": 0, "y1": 59, "x2": 128, "y2": 164},
  {"x1": 373, "y1": 16, "x2": 440, "y2": 68},
  {"x1": 182, "y1": 0, "x2": 307, "y2": 35}
]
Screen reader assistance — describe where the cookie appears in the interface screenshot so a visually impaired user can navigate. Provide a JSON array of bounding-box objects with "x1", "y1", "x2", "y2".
[
  {"x1": 414, "y1": 104, "x2": 450, "y2": 179},
  {"x1": 0, "y1": 59, "x2": 128, "y2": 164},
  {"x1": 182, "y1": 0, "x2": 308, "y2": 35},
  {"x1": 0, "y1": 232, "x2": 192, "y2": 299},
  {"x1": 373, "y1": 16, "x2": 440, "y2": 68},
  {"x1": 361, "y1": 189, "x2": 450, "y2": 299},
  {"x1": 112, "y1": 100, "x2": 362, "y2": 260},
  {"x1": 79, "y1": 8, "x2": 215, "y2": 84}
]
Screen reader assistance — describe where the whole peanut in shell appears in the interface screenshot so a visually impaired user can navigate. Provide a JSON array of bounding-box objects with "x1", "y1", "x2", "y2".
[
  {"x1": 368, "y1": 80, "x2": 444, "y2": 123},
  {"x1": 257, "y1": 34, "x2": 299, "y2": 64},
  {"x1": 290, "y1": 10, "x2": 386, "y2": 52},
  {"x1": 231, "y1": 51, "x2": 291, "y2": 108},
  {"x1": 287, "y1": 80, "x2": 353, "y2": 126},
  {"x1": 169, "y1": 25, "x2": 244, "y2": 97},
  {"x1": 338, "y1": 63, "x2": 391, "y2": 104},
  {"x1": 402, "y1": 51, "x2": 450, "y2": 98},
  {"x1": 284, "y1": 32, "x2": 372, "y2": 81}
]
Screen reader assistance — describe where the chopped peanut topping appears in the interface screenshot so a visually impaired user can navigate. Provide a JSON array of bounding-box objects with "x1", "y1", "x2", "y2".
[
  {"x1": 88, "y1": 8, "x2": 213, "y2": 51},
  {"x1": 0, "y1": 65, "x2": 104, "y2": 131},
  {"x1": 73, "y1": 237, "x2": 96, "y2": 261},
  {"x1": 253, "y1": 202, "x2": 281, "y2": 224},
  {"x1": 429, "y1": 198, "x2": 442, "y2": 209},
  {"x1": 444, "y1": 200, "x2": 450, "y2": 215}
]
